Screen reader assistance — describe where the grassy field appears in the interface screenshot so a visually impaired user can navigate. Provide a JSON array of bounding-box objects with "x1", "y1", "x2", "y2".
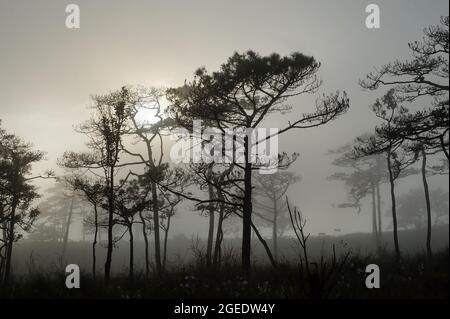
[
  {"x1": 1, "y1": 248, "x2": 448, "y2": 299},
  {"x1": 1, "y1": 225, "x2": 448, "y2": 299}
]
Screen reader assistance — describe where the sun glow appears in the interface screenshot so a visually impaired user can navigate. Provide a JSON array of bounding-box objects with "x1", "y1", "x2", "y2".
[{"x1": 135, "y1": 107, "x2": 160, "y2": 126}]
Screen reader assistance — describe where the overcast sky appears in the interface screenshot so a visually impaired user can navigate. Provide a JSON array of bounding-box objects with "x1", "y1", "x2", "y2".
[{"x1": 0, "y1": 0, "x2": 448, "y2": 237}]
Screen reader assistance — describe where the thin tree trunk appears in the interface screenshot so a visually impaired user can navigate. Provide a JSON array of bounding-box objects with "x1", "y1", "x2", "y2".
[
  {"x1": 4, "y1": 199, "x2": 17, "y2": 284},
  {"x1": 92, "y1": 205, "x2": 98, "y2": 279},
  {"x1": 440, "y1": 135, "x2": 449, "y2": 161},
  {"x1": 128, "y1": 224, "x2": 134, "y2": 279},
  {"x1": 82, "y1": 210, "x2": 86, "y2": 242},
  {"x1": 139, "y1": 211, "x2": 149, "y2": 278},
  {"x1": 421, "y1": 148, "x2": 432, "y2": 258},
  {"x1": 105, "y1": 166, "x2": 115, "y2": 281},
  {"x1": 213, "y1": 196, "x2": 225, "y2": 268},
  {"x1": 376, "y1": 180, "x2": 382, "y2": 246},
  {"x1": 151, "y1": 181, "x2": 162, "y2": 275},
  {"x1": 206, "y1": 183, "x2": 215, "y2": 266},
  {"x1": 242, "y1": 136, "x2": 252, "y2": 275},
  {"x1": 387, "y1": 150, "x2": 400, "y2": 258},
  {"x1": 371, "y1": 181, "x2": 378, "y2": 247},
  {"x1": 0, "y1": 206, "x2": 6, "y2": 280},
  {"x1": 250, "y1": 221, "x2": 276, "y2": 268},
  {"x1": 272, "y1": 200, "x2": 278, "y2": 261},
  {"x1": 162, "y1": 214, "x2": 171, "y2": 271}
]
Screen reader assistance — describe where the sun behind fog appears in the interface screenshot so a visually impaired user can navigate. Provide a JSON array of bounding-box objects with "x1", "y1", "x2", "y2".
[{"x1": 134, "y1": 107, "x2": 160, "y2": 126}]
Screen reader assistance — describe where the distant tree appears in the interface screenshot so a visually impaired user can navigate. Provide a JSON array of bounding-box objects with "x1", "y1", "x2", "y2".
[
  {"x1": 167, "y1": 51, "x2": 349, "y2": 274},
  {"x1": 328, "y1": 141, "x2": 387, "y2": 248},
  {"x1": 253, "y1": 171, "x2": 300, "y2": 260},
  {"x1": 394, "y1": 187, "x2": 449, "y2": 230},
  {"x1": 29, "y1": 183, "x2": 87, "y2": 258},
  {"x1": 28, "y1": 185, "x2": 69, "y2": 242}
]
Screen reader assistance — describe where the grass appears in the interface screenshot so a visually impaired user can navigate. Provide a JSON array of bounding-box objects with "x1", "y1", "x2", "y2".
[{"x1": 1, "y1": 247, "x2": 448, "y2": 299}]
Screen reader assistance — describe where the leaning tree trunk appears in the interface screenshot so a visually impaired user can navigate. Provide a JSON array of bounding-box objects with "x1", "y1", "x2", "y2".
[
  {"x1": 250, "y1": 221, "x2": 276, "y2": 268},
  {"x1": 440, "y1": 135, "x2": 449, "y2": 161},
  {"x1": 242, "y1": 136, "x2": 253, "y2": 275},
  {"x1": 421, "y1": 148, "x2": 432, "y2": 258},
  {"x1": 139, "y1": 211, "x2": 150, "y2": 278},
  {"x1": 387, "y1": 149, "x2": 400, "y2": 258}
]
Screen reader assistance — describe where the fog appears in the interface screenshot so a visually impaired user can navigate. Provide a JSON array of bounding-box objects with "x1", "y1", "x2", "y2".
[{"x1": 1, "y1": 0, "x2": 448, "y2": 261}]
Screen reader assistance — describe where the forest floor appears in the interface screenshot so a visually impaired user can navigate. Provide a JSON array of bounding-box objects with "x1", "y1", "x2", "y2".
[{"x1": 1, "y1": 247, "x2": 448, "y2": 299}]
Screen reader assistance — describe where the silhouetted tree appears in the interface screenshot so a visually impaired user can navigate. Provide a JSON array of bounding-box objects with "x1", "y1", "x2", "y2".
[
  {"x1": 115, "y1": 179, "x2": 152, "y2": 279},
  {"x1": 167, "y1": 51, "x2": 349, "y2": 274},
  {"x1": 361, "y1": 16, "x2": 449, "y2": 160},
  {"x1": 67, "y1": 176, "x2": 106, "y2": 278},
  {"x1": 355, "y1": 90, "x2": 417, "y2": 258},
  {"x1": 159, "y1": 189, "x2": 182, "y2": 271},
  {"x1": 0, "y1": 123, "x2": 52, "y2": 283},
  {"x1": 122, "y1": 87, "x2": 178, "y2": 275},
  {"x1": 60, "y1": 86, "x2": 134, "y2": 281}
]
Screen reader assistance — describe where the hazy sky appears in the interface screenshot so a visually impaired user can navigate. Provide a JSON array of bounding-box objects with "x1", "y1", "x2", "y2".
[{"x1": 0, "y1": 0, "x2": 448, "y2": 237}]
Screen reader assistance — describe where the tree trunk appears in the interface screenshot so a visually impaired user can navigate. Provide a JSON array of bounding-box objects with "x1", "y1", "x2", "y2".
[
  {"x1": 0, "y1": 206, "x2": 6, "y2": 280},
  {"x1": 440, "y1": 135, "x2": 449, "y2": 161},
  {"x1": 376, "y1": 180, "x2": 382, "y2": 246},
  {"x1": 213, "y1": 213, "x2": 224, "y2": 268},
  {"x1": 213, "y1": 195, "x2": 225, "y2": 268},
  {"x1": 62, "y1": 192, "x2": 75, "y2": 263},
  {"x1": 104, "y1": 166, "x2": 115, "y2": 281},
  {"x1": 4, "y1": 199, "x2": 17, "y2": 284},
  {"x1": 421, "y1": 148, "x2": 432, "y2": 258},
  {"x1": 371, "y1": 181, "x2": 378, "y2": 247},
  {"x1": 206, "y1": 183, "x2": 215, "y2": 266},
  {"x1": 139, "y1": 211, "x2": 149, "y2": 278},
  {"x1": 387, "y1": 150, "x2": 400, "y2": 258},
  {"x1": 82, "y1": 210, "x2": 86, "y2": 242},
  {"x1": 128, "y1": 224, "x2": 134, "y2": 279},
  {"x1": 250, "y1": 221, "x2": 276, "y2": 268},
  {"x1": 162, "y1": 214, "x2": 171, "y2": 271},
  {"x1": 272, "y1": 199, "x2": 278, "y2": 261},
  {"x1": 92, "y1": 206, "x2": 98, "y2": 279},
  {"x1": 151, "y1": 181, "x2": 162, "y2": 275},
  {"x1": 242, "y1": 136, "x2": 253, "y2": 275}
]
